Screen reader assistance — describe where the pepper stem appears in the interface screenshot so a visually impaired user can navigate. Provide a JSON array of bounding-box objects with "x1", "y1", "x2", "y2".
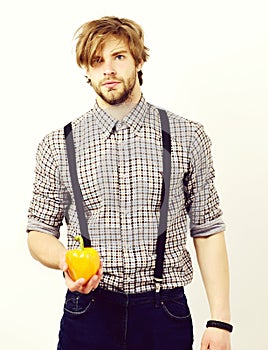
[{"x1": 75, "y1": 235, "x2": 84, "y2": 251}]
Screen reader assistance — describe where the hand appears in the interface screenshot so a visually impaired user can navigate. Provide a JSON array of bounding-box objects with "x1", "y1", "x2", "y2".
[
  {"x1": 60, "y1": 259, "x2": 103, "y2": 294},
  {"x1": 200, "y1": 327, "x2": 231, "y2": 350}
]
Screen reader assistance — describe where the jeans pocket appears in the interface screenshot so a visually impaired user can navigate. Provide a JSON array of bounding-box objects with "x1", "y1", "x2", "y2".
[
  {"x1": 161, "y1": 299, "x2": 191, "y2": 320},
  {"x1": 64, "y1": 290, "x2": 95, "y2": 316}
]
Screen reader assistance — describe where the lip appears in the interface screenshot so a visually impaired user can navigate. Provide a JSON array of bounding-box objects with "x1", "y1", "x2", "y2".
[{"x1": 102, "y1": 81, "x2": 120, "y2": 89}]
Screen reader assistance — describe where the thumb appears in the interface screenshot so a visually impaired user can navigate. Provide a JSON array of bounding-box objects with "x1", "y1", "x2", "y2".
[
  {"x1": 62, "y1": 262, "x2": 68, "y2": 272},
  {"x1": 59, "y1": 258, "x2": 68, "y2": 272},
  {"x1": 200, "y1": 331, "x2": 210, "y2": 350}
]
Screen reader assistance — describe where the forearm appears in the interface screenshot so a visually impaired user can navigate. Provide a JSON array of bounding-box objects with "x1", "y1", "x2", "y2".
[
  {"x1": 194, "y1": 231, "x2": 231, "y2": 322},
  {"x1": 27, "y1": 230, "x2": 67, "y2": 270}
]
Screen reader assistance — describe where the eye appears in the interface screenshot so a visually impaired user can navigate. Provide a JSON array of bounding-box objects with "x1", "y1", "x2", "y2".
[
  {"x1": 92, "y1": 56, "x2": 103, "y2": 66},
  {"x1": 115, "y1": 54, "x2": 125, "y2": 60}
]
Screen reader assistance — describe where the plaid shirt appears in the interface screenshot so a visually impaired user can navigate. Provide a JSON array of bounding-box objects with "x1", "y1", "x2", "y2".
[{"x1": 27, "y1": 96, "x2": 225, "y2": 293}]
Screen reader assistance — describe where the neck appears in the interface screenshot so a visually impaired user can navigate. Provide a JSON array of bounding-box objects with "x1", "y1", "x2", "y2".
[
  {"x1": 97, "y1": 89, "x2": 142, "y2": 121},
  {"x1": 102, "y1": 102, "x2": 138, "y2": 121}
]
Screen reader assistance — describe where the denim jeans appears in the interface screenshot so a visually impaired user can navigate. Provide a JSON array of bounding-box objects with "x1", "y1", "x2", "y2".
[{"x1": 57, "y1": 286, "x2": 193, "y2": 350}]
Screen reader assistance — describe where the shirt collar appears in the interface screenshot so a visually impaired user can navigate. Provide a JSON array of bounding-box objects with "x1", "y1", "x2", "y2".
[{"x1": 93, "y1": 96, "x2": 148, "y2": 140}]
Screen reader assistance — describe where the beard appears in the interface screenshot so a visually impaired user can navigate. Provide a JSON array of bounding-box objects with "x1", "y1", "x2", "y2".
[{"x1": 91, "y1": 72, "x2": 137, "y2": 106}]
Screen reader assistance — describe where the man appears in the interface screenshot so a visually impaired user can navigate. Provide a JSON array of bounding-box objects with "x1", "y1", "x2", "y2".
[{"x1": 27, "y1": 16, "x2": 232, "y2": 350}]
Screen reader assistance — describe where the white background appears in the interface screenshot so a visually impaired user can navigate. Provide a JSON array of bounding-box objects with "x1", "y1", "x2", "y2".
[{"x1": 0, "y1": 0, "x2": 267, "y2": 349}]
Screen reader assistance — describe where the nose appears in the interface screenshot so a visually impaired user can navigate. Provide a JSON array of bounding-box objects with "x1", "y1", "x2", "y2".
[{"x1": 103, "y1": 60, "x2": 116, "y2": 76}]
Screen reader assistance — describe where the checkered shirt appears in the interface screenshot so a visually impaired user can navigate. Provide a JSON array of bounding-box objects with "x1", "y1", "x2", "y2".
[{"x1": 27, "y1": 96, "x2": 225, "y2": 293}]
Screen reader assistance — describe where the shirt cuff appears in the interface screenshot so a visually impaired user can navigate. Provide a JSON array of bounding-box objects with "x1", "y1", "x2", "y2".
[
  {"x1": 26, "y1": 218, "x2": 60, "y2": 238},
  {"x1": 190, "y1": 216, "x2": 226, "y2": 238}
]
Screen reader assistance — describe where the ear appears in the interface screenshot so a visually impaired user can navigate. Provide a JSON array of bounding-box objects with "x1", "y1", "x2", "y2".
[
  {"x1": 137, "y1": 60, "x2": 144, "y2": 72},
  {"x1": 85, "y1": 70, "x2": 90, "y2": 78},
  {"x1": 84, "y1": 69, "x2": 92, "y2": 85}
]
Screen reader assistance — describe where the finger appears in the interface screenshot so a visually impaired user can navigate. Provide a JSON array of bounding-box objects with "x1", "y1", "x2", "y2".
[
  {"x1": 68, "y1": 282, "x2": 86, "y2": 293},
  {"x1": 85, "y1": 262, "x2": 103, "y2": 290},
  {"x1": 80, "y1": 275, "x2": 101, "y2": 294},
  {"x1": 97, "y1": 265, "x2": 104, "y2": 280},
  {"x1": 86, "y1": 275, "x2": 99, "y2": 290},
  {"x1": 65, "y1": 273, "x2": 86, "y2": 292},
  {"x1": 96, "y1": 262, "x2": 103, "y2": 276},
  {"x1": 91, "y1": 275, "x2": 101, "y2": 288},
  {"x1": 98, "y1": 267, "x2": 103, "y2": 278}
]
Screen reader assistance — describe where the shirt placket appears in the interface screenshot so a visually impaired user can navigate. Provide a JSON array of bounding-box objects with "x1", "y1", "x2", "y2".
[{"x1": 115, "y1": 122, "x2": 134, "y2": 291}]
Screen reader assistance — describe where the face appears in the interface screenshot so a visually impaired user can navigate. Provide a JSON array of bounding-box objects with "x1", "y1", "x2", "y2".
[{"x1": 87, "y1": 37, "x2": 143, "y2": 107}]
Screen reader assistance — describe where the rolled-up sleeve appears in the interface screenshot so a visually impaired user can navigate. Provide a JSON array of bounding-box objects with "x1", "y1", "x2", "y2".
[
  {"x1": 184, "y1": 124, "x2": 225, "y2": 237},
  {"x1": 26, "y1": 135, "x2": 65, "y2": 238}
]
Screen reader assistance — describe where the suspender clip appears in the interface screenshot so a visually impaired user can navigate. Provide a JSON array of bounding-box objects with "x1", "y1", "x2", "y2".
[
  {"x1": 154, "y1": 277, "x2": 163, "y2": 293},
  {"x1": 154, "y1": 277, "x2": 163, "y2": 308}
]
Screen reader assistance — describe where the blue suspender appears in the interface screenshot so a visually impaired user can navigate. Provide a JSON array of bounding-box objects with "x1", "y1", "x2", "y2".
[
  {"x1": 64, "y1": 122, "x2": 91, "y2": 248},
  {"x1": 64, "y1": 108, "x2": 171, "y2": 292},
  {"x1": 154, "y1": 109, "x2": 171, "y2": 293}
]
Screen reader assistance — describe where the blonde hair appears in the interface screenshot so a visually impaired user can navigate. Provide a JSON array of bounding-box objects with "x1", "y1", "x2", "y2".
[{"x1": 74, "y1": 16, "x2": 149, "y2": 84}]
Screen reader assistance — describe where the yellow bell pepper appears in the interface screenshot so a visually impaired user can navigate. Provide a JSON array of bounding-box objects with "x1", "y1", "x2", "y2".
[{"x1": 66, "y1": 235, "x2": 100, "y2": 283}]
